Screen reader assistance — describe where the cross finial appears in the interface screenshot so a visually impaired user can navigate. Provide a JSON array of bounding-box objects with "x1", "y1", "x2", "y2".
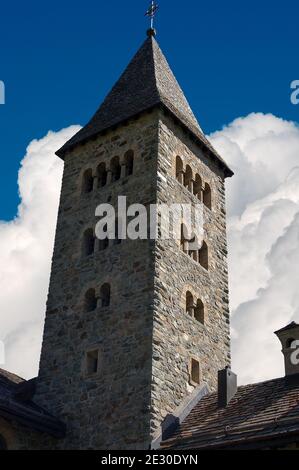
[{"x1": 145, "y1": 1, "x2": 159, "y2": 36}]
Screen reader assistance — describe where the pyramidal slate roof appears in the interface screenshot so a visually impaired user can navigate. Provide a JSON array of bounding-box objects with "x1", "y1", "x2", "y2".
[{"x1": 56, "y1": 35, "x2": 233, "y2": 177}]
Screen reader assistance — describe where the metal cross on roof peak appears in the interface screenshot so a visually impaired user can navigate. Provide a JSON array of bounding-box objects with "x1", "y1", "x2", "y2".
[{"x1": 145, "y1": 1, "x2": 159, "y2": 34}]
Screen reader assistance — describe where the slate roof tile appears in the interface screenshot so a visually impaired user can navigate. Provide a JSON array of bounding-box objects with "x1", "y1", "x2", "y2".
[
  {"x1": 161, "y1": 377, "x2": 299, "y2": 449},
  {"x1": 56, "y1": 36, "x2": 233, "y2": 177}
]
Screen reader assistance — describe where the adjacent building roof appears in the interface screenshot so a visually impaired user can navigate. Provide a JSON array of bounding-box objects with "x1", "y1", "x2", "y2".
[
  {"x1": 275, "y1": 322, "x2": 299, "y2": 335},
  {"x1": 56, "y1": 35, "x2": 233, "y2": 177},
  {"x1": 161, "y1": 376, "x2": 299, "y2": 450},
  {"x1": 0, "y1": 368, "x2": 65, "y2": 438}
]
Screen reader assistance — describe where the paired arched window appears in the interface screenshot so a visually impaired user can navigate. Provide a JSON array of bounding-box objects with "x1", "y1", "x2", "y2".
[
  {"x1": 185, "y1": 292, "x2": 205, "y2": 324},
  {"x1": 84, "y1": 288, "x2": 97, "y2": 313},
  {"x1": 100, "y1": 283, "x2": 111, "y2": 307},
  {"x1": 198, "y1": 241, "x2": 209, "y2": 270},
  {"x1": 97, "y1": 162, "x2": 107, "y2": 188},
  {"x1": 180, "y1": 227, "x2": 209, "y2": 270},
  {"x1": 124, "y1": 150, "x2": 134, "y2": 176},
  {"x1": 110, "y1": 156, "x2": 121, "y2": 183},
  {"x1": 84, "y1": 283, "x2": 111, "y2": 312},
  {"x1": 174, "y1": 157, "x2": 212, "y2": 209},
  {"x1": 81, "y1": 150, "x2": 135, "y2": 193},
  {"x1": 83, "y1": 222, "x2": 122, "y2": 255},
  {"x1": 82, "y1": 228, "x2": 95, "y2": 257},
  {"x1": 82, "y1": 169, "x2": 93, "y2": 194}
]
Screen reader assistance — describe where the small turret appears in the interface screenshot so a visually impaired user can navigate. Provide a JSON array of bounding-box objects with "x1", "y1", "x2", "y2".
[{"x1": 275, "y1": 322, "x2": 299, "y2": 380}]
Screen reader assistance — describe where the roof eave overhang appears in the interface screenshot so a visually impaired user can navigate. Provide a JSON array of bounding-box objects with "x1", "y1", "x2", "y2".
[
  {"x1": 0, "y1": 400, "x2": 66, "y2": 439},
  {"x1": 163, "y1": 426, "x2": 299, "y2": 450},
  {"x1": 56, "y1": 104, "x2": 234, "y2": 179}
]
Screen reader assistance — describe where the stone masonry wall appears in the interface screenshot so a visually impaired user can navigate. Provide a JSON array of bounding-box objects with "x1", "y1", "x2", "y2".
[
  {"x1": 23, "y1": 107, "x2": 230, "y2": 449},
  {"x1": 150, "y1": 111, "x2": 231, "y2": 435},
  {"x1": 29, "y1": 111, "x2": 160, "y2": 450}
]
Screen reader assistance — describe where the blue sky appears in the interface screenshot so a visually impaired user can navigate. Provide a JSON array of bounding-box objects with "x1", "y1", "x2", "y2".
[{"x1": 0, "y1": 0, "x2": 298, "y2": 220}]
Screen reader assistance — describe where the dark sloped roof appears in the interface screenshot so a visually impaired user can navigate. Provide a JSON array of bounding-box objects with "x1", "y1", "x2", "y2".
[
  {"x1": 275, "y1": 322, "x2": 299, "y2": 335},
  {"x1": 0, "y1": 368, "x2": 24, "y2": 385},
  {"x1": 56, "y1": 36, "x2": 233, "y2": 177},
  {"x1": 161, "y1": 377, "x2": 299, "y2": 449},
  {"x1": 0, "y1": 368, "x2": 65, "y2": 438}
]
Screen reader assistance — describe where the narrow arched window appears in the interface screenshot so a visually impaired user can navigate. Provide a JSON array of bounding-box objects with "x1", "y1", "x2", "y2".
[
  {"x1": 203, "y1": 183, "x2": 212, "y2": 210},
  {"x1": 97, "y1": 162, "x2": 107, "y2": 188},
  {"x1": 193, "y1": 174, "x2": 202, "y2": 199},
  {"x1": 198, "y1": 241, "x2": 209, "y2": 270},
  {"x1": 186, "y1": 291, "x2": 194, "y2": 317},
  {"x1": 111, "y1": 156, "x2": 121, "y2": 182},
  {"x1": 176, "y1": 156, "x2": 184, "y2": 184},
  {"x1": 190, "y1": 358, "x2": 201, "y2": 385},
  {"x1": 82, "y1": 228, "x2": 95, "y2": 257},
  {"x1": 184, "y1": 165, "x2": 193, "y2": 192},
  {"x1": 85, "y1": 288, "x2": 97, "y2": 313},
  {"x1": 100, "y1": 283, "x2": 110, "y2": 307},
  {"x1": 194, "y1": 299, "x2": 205, "y2": 324},
  {"x1": 82, "y1": 169, "x2": 93, "y2": 194},
  {"x1": 124, "y1": 150, "x2": 134, "y2": 176}
]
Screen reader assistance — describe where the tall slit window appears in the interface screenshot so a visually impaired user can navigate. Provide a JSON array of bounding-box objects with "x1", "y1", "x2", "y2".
[
  {"x1": 198, "y1": 241, "x2": 209, "y2": 270},
  {"x1": 86, "y1": 350, "x2": 100, "y2": 376},
  {"x1": 203, "y1": 183, "x2": 212, "y2": 210},
  {"x1": 190, "y1": 358, "x2": 201, "y2": 385}
]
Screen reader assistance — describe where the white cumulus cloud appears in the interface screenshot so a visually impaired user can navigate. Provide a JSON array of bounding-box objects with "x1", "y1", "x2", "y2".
[
  {"x1": 210, "y1": 113, "x2": 299, "y2": 384},
  {"x1": 0, "y1": 126, "x2": 81, "y2": 378},
  {"x1": 0, "y1": 113, "x2": 299, "y2": 386}
]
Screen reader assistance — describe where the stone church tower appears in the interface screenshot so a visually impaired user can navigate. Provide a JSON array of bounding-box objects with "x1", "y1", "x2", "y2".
[{"x1": 32, "y1": 31, "x2": 233, "y2": 449}]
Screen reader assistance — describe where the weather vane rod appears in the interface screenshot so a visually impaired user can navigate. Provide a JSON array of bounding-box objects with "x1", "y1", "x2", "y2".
[{"x1": 145, "y1": 1, "x2": 159, "y2": 33}]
